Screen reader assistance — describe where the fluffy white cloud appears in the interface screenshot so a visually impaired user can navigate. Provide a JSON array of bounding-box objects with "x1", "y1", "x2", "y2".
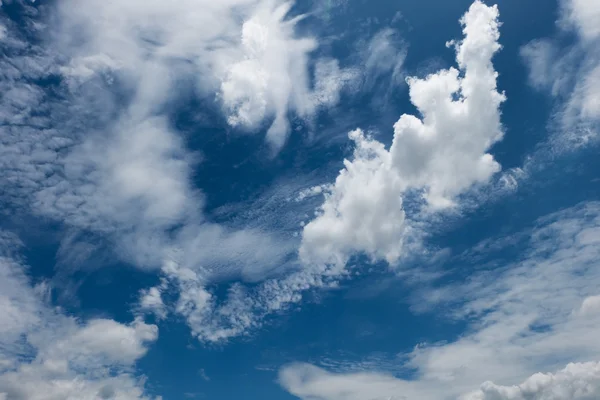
[
  {"x1": 0, "y1": 233, "x2": 159, "y2": 400},
  {"x1": 300, "y1": 129, "x2": 407, "y2": 266},
  {"x1": 300, "y1": 0, "x2": 504, "y2": 267},
  {"x1": 280, "y1": 201, "x2": 600, "y2": 400},
  {"x1": 464, "y1": 362, "x2": 600, "y2": 400}
]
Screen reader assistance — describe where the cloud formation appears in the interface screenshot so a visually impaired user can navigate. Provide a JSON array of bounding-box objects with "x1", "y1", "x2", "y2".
[
  {"x1": 301, "y1": 0, "x2": 505, "y2": 267},
  {"x1": 0, "y1": 0, "x2": 359, "y2": 345},
  {"x1": 0, "y1": 233, "x2": 159, "y2": 400},
  {"x1": 464, "y1": 362, "x2": 600, "y2": 400},
  {"x1": 143, "y1": 0, "x2": 508, "y2": 344},
  {"x1": 55, "y1": 0, "x2": 354, "y2": 150},
  {"x1": 521, "y1": 0, "x2": 600, "y2": 147},
  {"x1": 280, "y1": 201, "x2": 600, "y2": 400}
]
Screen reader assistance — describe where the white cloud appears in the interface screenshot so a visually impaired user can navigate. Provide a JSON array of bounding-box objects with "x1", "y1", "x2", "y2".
[
  {"x1": 280, "y1": 362, "x2": 600, "y2": 400},
  {"x1": 53, "y1": 0, "x2": 350, "y2": 150},
  {"x1": 312, "y1": 59, "x2": 360, "y2": 110},
  {"x1": 139, "y1": 286, "x2": 167, "y2": 321},
  {"x1": 522, "y1": 0, "x2": 600, "y2": 147},
  {"x1": 280, "y1": 201, "x2": 600, "y2": 400},
  {"x1": 578, "y1": 295, "x2": 600, "y2": 317},
  {"x1": 144, "y1": 0, "x2": 507, "y2": 344},
  {"x1": 562, "y1": 0, "x2": 600, "y2": 41},
  {"x1": 280, "y1": 363, "x2": 426, "y2": 400},
  {"x1": 362, "y1": 28, "x2": 407, "y2": 89},
  {"x1": 0, "y1": 1, "x2": 299, "y2": 280},
  {"x1": 300, "y1": 129, "x2": 408, "y2": 266},
  {"x1": 220, "y1": 1, "x2": 316, "y2": 150},
  {"x1": 520, "y1": 40, "x2": 560, "y2": 93},
  {"x1": 0, "y1": 232, "x2": 159, "y2": 400},
  {"x1": 464, "y1": 362, "x2": 600, "y2": 400},
  {"x1": 300, "y1": 0, "x2": 504, "y2": 266}
]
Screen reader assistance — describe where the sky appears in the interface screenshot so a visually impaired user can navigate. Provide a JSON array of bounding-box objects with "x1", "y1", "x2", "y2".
[{"x1": 0, "y1": 0, "x2": 599, "y2": 399}]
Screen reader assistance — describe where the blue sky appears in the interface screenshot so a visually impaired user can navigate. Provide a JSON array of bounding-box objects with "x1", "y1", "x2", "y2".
[{"x1": 0, "y1": 0, "x2": 599, "y2": 399}]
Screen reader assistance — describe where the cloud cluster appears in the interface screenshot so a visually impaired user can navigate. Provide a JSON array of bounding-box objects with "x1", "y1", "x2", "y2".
[
  {"x1": 142, "y1": 0, "x2": 507, "y2": 343},
  {"x1": 55, "y1": 0, "x2": 354, "y2": 150},
  {"x1": 1, "y1": 0, "x2": 305, "y2": 279},
  {"x1": 0, "y1": 0, "x2": 359, "y2": 345},
  {"x1": 0, "y1": 233, "x2": 159, "y2": 400},
  {"x1": 280, "y1": 201, "x2": 600, "y2": 400},
  {"x1": 301, "y1": 0, "x2": 505, "y2": 267}
]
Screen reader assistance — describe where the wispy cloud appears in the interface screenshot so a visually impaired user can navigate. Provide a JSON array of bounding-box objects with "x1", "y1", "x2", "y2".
[
  {"x1": 279, "y1": 201, "x2": 600, "y2": 400},
  {"x1": 521, "y1": 0, "x2": 600, "y2": 149}
]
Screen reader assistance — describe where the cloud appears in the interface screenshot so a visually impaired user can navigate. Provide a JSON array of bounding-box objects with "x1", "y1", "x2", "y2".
[
  {"x1": 464, "y1": 362, "x2": 600, "y2": 400},
  {"x1": 280, "y1": 201, "x2": 600, "y2": 400},
  {"x1": 300, "y1": 129, "x2": 408, "y2": 266},
  {"x1": 280, "y1": 362, "x2": 600, "y2": 400},
  {"x1": 138, "y1": 0, "x2": 508, "y2": 344},
  {"x1": 220, "y1": 1, "x2": 316, "y2": 150},
  {"x1": 362, "y1": 28, "x2": 407, "y2": 89},
  {"x1": 0, "y1": 0, "x2": 299, "y2": 275},
  {"x1": 578, "y1": 295, "x2": 600, "y2": 317},
  {"x1": 0, "y1": 0, "x2": 398, "y2": 345},
  {"x1": 0, "y1": 232, "x2": 159, "y2": 400},
  {"x1": 300, "y1": 0, "x2": 504, "y2": 267},
  {"x1": 521, "y1": 0, "x2": 600, "y2": 148},
  {"x1": 53, "y1": 0, "x2": 352, "y2": 151},
  {"x1": 279, "y1": 363, "x2": 425, "y2": 400},
  {"x1": 562, "y1": 0, "x2": 600, "y2": 41}
]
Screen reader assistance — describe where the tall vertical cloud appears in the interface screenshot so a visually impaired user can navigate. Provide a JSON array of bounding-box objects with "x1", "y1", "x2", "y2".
[{"x1": 300, "y1": 0, "x2": 505, "y2": 267}]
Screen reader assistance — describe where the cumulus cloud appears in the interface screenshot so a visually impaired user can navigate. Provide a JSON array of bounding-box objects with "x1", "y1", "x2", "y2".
[
  {"x1": 0, "y1": 232, "x2": 159, "y2": 400},
  {"x1": 464, "y1": 362, "x2": 600, "y2": 400},
  {"x1": 300, "y1": 0, "x2": 504, "y2": 267},
  {"x1": 280, "y1": 201, "x2": 600, "y2": 400},
  {"x1": 300, "y1": 129, "x2": 408, "y2": 266}
]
